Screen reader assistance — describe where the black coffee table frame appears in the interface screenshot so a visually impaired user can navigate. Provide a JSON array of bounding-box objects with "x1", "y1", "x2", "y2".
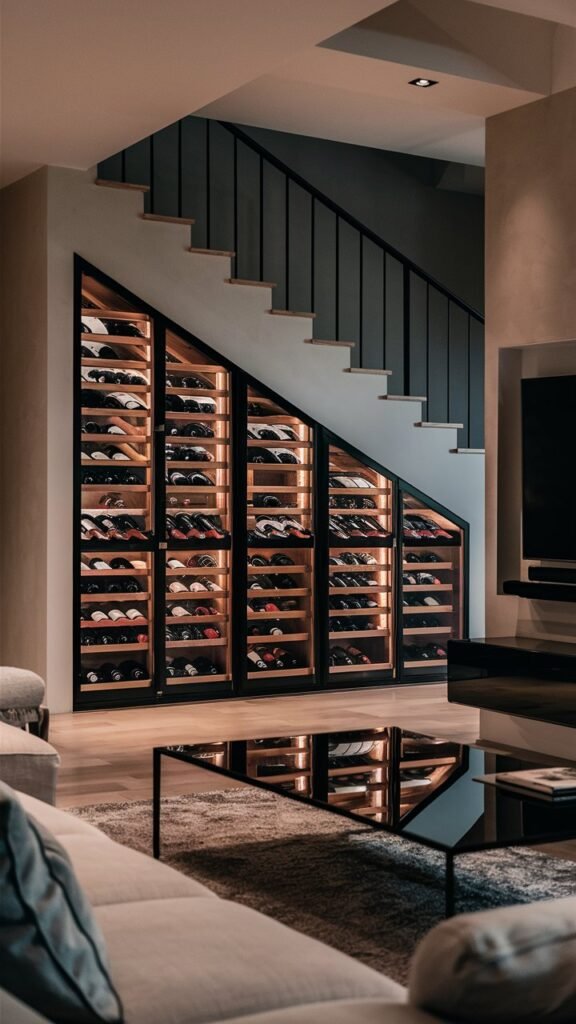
[{"x1": 152, "y1": 740, "x2": 576, "y2": 918}]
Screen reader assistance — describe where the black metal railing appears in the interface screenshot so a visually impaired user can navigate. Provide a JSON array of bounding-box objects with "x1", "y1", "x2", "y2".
[{"x1": 98, "y1": 116, "x2": 484, "y2": 447}]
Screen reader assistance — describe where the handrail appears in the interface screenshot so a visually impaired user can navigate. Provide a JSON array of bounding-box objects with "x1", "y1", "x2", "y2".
[{"x1": 217, "y1": 120, "x2": 484, "y2": 324}]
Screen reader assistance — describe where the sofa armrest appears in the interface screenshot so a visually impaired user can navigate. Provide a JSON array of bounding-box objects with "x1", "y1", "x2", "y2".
[
  {"x1": 0, "y1": 989, "x2": 52, "y2": 1024},
  {"x1": 0, "y1": 721, "x2": 60, "y2": 804},
  {"x1": 409, "y1": 896, "x2": 576, "y2": 1023}
]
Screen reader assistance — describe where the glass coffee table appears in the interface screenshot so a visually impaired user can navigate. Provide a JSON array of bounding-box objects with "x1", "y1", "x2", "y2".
[{"x1": 153, "y1": 726, "x2": 576, "y2": 916}]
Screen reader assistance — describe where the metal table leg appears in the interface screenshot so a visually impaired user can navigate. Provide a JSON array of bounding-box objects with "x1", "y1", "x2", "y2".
[
  {"x1": 445, "y1": 853, "x2": 455, "y2": 918},
  {"x1": 153, "y1": 748, "x2": 162, "y2": 859}
]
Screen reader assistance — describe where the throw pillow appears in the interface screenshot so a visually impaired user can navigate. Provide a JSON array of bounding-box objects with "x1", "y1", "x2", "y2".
[{"x1": 0, "y1": 781, "x2": 123, "y2": 1022}]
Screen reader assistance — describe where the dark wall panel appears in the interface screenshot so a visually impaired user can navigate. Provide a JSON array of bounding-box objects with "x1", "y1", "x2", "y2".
[
  {"x1": 181, "y1": 116, "x2": 207, "y2": 236},
  {"x1": 151, "y1": 123, "x2": 180, "y2": 217},
  {"x1": 208, "y1": 122, "x2": 235, "y2": 253},
  {"x1": 288, "y1": 183, "x2": 312, "y2": 314},
  {"x1": 447, "y1": 303, "x2": 469, "y2": 434},
  {"x1": 361, "y1": 240, "x2": 385, "y2": 370},
  {"x1": 313, "y1": 204, "x2": 336, "y2": 341},
  {"x1": 262, "y1": 163, "x2": 286, "y2": 309},
  {"x1": 236, "y1": 142, "x2": 261, "y2": 282},
  {"x1": 427, "y1": 290, "x2": 449, "y2": 423},
  {"x1": 385, "y1": 256, "x2": 404, "y2": 393},
  {"x1": 409, "y1": 274, "x2": 428, "y2": 402},
  {"x1": 337, "y1": 221, "x2": 360, "y2": 350}
]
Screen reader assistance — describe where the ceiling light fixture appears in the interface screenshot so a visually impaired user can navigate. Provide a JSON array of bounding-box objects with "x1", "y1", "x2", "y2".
[{"x1": 409, "y1": 77, "x2": 438, "y2": 88}]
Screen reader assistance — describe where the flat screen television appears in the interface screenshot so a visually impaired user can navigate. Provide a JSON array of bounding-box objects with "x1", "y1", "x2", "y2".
[{"x1": 522, "y1": 375, "x2": 576, "y2": 560}]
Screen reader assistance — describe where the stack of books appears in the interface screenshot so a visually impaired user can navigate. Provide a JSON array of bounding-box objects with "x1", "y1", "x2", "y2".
[{"x1": 476, "y1": 767, "x2": 576, "y2": 802}]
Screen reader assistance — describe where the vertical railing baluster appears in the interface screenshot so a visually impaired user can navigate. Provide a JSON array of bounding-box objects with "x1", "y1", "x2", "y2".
[
  {"x1": 177, "y1": 119, "x2": 183, "y2": 219},
  {"x1": 403, "y1": 265, "x2": 411, "y2": 396},
  {"x1": 121, "y1": 148, "x2": 126, "y2": 186},
  {"x1": 259, "y1": 155, "x2": 264, "y2": 282},
  {"x1": 467, "y1": 315, "x2": 472, "y2": 449},
  {"x1": 359, "y1": 235, "x2": 364, "y2": 366},
  {"x1": 310, "y1": 197, "x2": 315, "y2": 320},
  {"x1": 425, "y1": 283, "x2": 430, "y2": 422},
  {"x1": 382, "y1": 253, "x2": 387, "y2": 371},
  {"x1": 233, "y1": 137, "x2": 238, "y2": 278},
  {"x1": 446, "y1": 301, "x2": 451, "y2": 425},
  {"x1": 149, "y1": 134, "x2": 155, "y2": 215},
  {"x1": 335, "y1": 215, "x2": 340, "y2": 339},
  {"x1": 205, "y1": 120, "x2": 211, "y2": 250},
  {"x1": 285, "y1": 175, "x2": 290, "y2": 311}
]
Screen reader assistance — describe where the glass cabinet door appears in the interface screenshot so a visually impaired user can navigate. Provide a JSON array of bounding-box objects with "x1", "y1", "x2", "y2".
[
  {"x1": 78, "y1": 271, "x2": 154, "y2": 698},
  {"x1": 400, "y1": 491, "x2": 464, "y2": 679},
  {"x1": 246, "y1": 387, "x2": 315, "y2": 684},
  {"x1": 163, "y1": 330, "x2": 232, "y2": 690},
  {"x1": 327, "y1": 444, "x2": 394, "y2": 682}
]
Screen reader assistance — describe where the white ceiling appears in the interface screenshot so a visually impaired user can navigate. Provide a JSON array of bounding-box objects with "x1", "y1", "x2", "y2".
[
  {"x1": 0, "y1": 0, "x2": 386, "y2": 186},
  {"x1": 198, "y1": 0, "x2": 576, "y2": 166},
  {"x1": 2, "y1": 0, "x2": 576, "y2": 184}
]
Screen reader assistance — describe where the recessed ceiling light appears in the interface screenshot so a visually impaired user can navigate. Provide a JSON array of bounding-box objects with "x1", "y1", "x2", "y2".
[{"x1": 409, "y1": 77, "x2": 438, "y2": 88}]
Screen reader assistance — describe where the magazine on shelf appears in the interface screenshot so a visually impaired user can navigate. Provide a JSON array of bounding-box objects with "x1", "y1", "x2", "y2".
[{"x1": 475, "y1": 767, "x2": 576, "y2": 801}]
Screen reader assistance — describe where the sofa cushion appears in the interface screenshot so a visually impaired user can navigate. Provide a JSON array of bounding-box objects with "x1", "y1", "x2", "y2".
[
  {"x1": 96, "y1": 897, "x2": 404, "y2": 1024},
  {"x1": 409, "y1": 895, "x2": 576, "y2": 1023},
  {"x1": 220, "y1": 1001, "x2": 438, "y2": 1024},
  {"x1": 0, "y1": 722, "x2": 60, "y2": 804},
  {"x1": 57, "y1": 834, "x2": 216, "y2": 906},
  {"x1": 0, "y1": 782, "x2": 122, "y2": 1023},
  {"x1": 18, "y1": 790, "x2": 104, "y2": 837}
]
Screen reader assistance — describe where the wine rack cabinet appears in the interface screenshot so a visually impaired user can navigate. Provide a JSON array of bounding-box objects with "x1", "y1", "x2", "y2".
[{"x1": 74, "y1": 259, "x2": 469, "y2": 710}]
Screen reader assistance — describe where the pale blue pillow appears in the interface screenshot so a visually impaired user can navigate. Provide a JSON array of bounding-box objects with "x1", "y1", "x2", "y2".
[{"x1": 0, "y1": 782, "x2": 123, "y2": 1022}]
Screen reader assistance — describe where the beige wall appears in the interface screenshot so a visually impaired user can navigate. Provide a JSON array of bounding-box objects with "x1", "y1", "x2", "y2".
[
  {"x1": 485, "y1": 85, "x2": 576, "y2": 640},
  {"x1": 0, "y1": 170, "x2": 48, "y2": 676}
]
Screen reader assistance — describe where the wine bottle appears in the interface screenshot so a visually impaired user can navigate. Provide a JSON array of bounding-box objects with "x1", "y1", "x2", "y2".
[
  {"x1": 247, "y1": 650, "x2": 267, "y2": 671},
  {"x1": 170, "y1": 605, "x2": 190, "y2": 618},
  {"x1": 171, "y1": 657, "x2": 198, "y2": 677},
  {"x1": 99, "y1": 662, "x2": 125, "y2": 682},
  {"x1": 167, "y1": 471, "x2": 188, "y2": 486},
  {"x1": 84, "y1": 668, "x2": 103, "y2": 684},
  {"x1": 105, "y1": 446, "x2": 130, "y2": 461},
  {"x1": 81, "y1": 339, "x2": 118, "y2": 360},
  {"x1": 108, "y1": 609, "x2": 126, "y2": 622},
  {"x1": 125, "y1": 608, "x2": 145, "y2": 620},
  {"x1": 168, "y1": 581, "x2": 188, "y2": 593},
  {"x1": 103, "y1": 393, "x2": 146, "y2": 410},
  {"x1": 90, "y1": 610, "x2": 109, "y2": 622},
  {"x1": 118, "y1": 661, "x2": 146, "y2": 680},
  {"x1": 89, "y1": 557, "x2": 111, "y2": 571},
  {"x1": 124, "y1": 577, "x2": 143, "y2": 593}
]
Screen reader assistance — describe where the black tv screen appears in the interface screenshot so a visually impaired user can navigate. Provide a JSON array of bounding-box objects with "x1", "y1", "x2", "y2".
[{"x1": 522, "y1": 375, "x2": 576, "y2": 560}]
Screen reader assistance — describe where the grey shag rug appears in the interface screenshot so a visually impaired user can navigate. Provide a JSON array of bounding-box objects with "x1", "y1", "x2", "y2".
[{"x1": 72, "y1": 787, "x2": 576, "y2": 984}]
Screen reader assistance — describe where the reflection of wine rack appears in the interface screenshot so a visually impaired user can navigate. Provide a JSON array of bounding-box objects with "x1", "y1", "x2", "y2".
[
  {"x1": 164, "y1": 330, "x2": 231, "y2": 688},
  {"x1": 245, "y1": 736, "x2": 311, "y2": 794},
  {"x1": 400, "y1": 492, "x2": 464, "y2": 677},
  {"x1": 327, "y1": 730, "x2": 390, "y2": 820},
  {"x1": 246, "y1": 389, "x2": 315, "y2": 684},
  {"x1": 327, "y1": 445, "x2": 394, "y2": 681},
  {"x1": 395, "y1": 730, "x2": 464, "y2": 824}
]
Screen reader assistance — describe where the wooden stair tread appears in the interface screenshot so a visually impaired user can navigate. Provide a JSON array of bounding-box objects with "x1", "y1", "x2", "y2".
[
  {"x1": 304, "y1": 339, "x2": 355, "y2": 348},
  {"x1": 227, "y1": 278, "x2": 276, "y2": 288},
  {"x1": 415, "y1": 421, "x2": 464, "y2": 429},
  {"x1": 344, "y1": 367, "x2": 392, "y2": 376},
  {"x1": 268, "y1": 309, "x2": 316, "y2": 319},
  {"x1": 379, "y1": 394, "x2": 425, "y2": 402},
  {"x1": 188, "y1": 247, "x2": 235, "y2": 257},
  {"x1": 95, "y1": 179, "x2": 150, "y2": 192},
  {"x1": 142, "y1": 213, "x2": 195, "y2": 225}
]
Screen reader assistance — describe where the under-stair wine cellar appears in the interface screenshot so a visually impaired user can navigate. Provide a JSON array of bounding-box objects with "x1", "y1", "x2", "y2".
[{"x1": 76, "y1": 259, "x2": 468, "y2": 709}]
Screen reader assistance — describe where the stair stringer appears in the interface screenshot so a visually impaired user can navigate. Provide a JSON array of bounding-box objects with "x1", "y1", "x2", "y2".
[{"x1": 45, "y1": 167, "x2": 484, "y2": 711}]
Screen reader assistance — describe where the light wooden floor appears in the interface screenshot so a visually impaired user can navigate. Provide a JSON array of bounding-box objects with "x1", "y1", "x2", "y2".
[{"x1": 52, "y1": 683, "x2": 479, "y2": 808}]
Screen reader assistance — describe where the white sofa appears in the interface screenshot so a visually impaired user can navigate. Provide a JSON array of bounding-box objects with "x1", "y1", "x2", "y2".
[{"x1": 4, "y1": 756, "x2": 576, "y2": 1023}]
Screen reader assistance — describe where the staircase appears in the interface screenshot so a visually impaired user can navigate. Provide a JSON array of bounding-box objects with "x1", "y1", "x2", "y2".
[
  {"x1": 97, "y1": 116, "x2": 485, "y2": 452},
  {"x1": 42, "y1": 164, "x2": 485, "y2": 656}
]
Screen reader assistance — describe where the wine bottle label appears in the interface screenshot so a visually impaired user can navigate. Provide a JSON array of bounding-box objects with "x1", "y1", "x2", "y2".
[
  {"x1": 90, "y1": 560, "x2": 109, "y2": 571},
  {"x1": 90, "y1": 610, "x2": 108, "y2": 621},
  {"x1": 90, "y1": 450, "x2": 109, "y2": 460},
  {"x1": 171, "y1": 606, "x2": 189, "y2": 617},
  {"x1": 111, "y1": 452, "x2": 130, "y2": 460},
  {"x1": 108, "y1": 609, "x2": 125, "y2": 621},
  {"x1": 189, "y1": 581, "x2": 207, "y2": 592},
  {"x1": 125, "y1": 608, "x2": 145, "y2": 619},
  {"x1": 169, "y1": 581, "x2": 188, "y2": 593},
  {"x1": 167, "y1": 559, "x2": 186, "y2": 568}
]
